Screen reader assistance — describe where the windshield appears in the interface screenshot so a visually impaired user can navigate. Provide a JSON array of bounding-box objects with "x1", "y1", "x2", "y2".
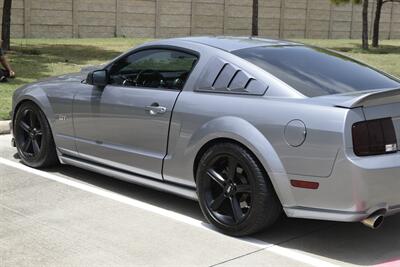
[{"x1": 232, "y1": 46, "x2": 400, "y2": 97}]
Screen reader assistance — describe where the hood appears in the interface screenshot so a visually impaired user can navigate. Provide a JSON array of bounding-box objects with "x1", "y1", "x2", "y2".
[{"x1": 36, "y1": 64, "x2": 105, "y2": 84}]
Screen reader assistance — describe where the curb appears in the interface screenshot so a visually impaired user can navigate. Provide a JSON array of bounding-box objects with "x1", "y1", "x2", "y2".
[{"x1": 0, "y1": 120, "x2": 11, "y2": 135}]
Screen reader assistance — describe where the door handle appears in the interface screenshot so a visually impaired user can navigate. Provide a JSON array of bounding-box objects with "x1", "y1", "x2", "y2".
[{"x1": 145, "y1": 103, "x2": 167, "y2": 115}]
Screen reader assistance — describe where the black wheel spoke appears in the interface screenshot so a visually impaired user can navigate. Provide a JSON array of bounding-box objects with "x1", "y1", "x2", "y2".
[
  {"x1": 29, "y1": 111, "x2": 37, "y2": 128},
  {"x1": 35, "y1": 129, "x2": 43, "y2": 136},
  {"x1": 20, "y1": 121, "x2": 31, "y2": 133},
  {"x1": 203, "y1": 153, "x2": 252, "y2": 226},
  {"x1": 236, "y1": 184, "x2": 251, "y2": 193},
  {"x1": 236, "y1": 173, "x2": 247, "y2": 184},
  {"x1": 22, "y1": 138, "x2": 32, "y2": 152},
  {"x1": 207, "y1": 169, "x2": 225, "y2": 188},
  {"x1": 230, "y1": 196, "x2": 243, "y2": 223},
  {"x1": 32, "y1": 139, "x2": 40, "y2": 155},
  {"x1": 227, "y1": 157, "x2": 238, "y2": 180},
  {"x1": 210, "y1": 193, "x2": 226, "y2": 211}
]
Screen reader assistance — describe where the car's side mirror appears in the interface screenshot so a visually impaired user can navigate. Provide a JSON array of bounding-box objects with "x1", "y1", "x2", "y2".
[{"x1": 86, "y1": 70, "x2": 108, "y2": 87}]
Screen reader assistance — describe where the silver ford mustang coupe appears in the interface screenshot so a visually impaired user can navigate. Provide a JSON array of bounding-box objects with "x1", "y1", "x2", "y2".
[{"x1": 11, "y1": 37, "x2": 400, "y2": 236}]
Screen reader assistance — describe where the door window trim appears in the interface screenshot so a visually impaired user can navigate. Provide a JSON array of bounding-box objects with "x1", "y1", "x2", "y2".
[{"x1": 105, "y1": 46, "x2": 200, "y2": 91}]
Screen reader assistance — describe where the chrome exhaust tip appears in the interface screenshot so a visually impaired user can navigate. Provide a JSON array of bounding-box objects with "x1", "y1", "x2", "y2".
[{"x1": 361, "y1": 213, "x2": 385, "y2": 229}]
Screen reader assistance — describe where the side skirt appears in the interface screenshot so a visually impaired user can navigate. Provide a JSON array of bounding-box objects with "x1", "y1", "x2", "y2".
[{"x1": 59, "y1": 154, "x2": 198, "y2": 201}]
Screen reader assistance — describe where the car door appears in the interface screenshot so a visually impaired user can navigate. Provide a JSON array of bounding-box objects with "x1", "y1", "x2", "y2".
[{"x1": 73, "y1": 48, "x2": 198, "y2": 179}]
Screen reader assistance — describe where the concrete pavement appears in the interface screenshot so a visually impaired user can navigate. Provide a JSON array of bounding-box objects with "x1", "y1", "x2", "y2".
[
  {"x1": 1, "y1": 134, "x2": 400, "y2": 267},
  {"x1": 0, "y1": 121, "x2": 11, "y2": 135}
]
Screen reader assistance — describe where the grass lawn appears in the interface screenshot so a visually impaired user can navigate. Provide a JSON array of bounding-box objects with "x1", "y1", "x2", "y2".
[{"x1": 1, "y1": 38, "x2": 400, "y2": 120}]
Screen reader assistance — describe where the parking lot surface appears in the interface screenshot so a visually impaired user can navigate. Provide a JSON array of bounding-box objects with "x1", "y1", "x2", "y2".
[{"x1": 1, "y1": 133, "x2": 400, "y2": 266}]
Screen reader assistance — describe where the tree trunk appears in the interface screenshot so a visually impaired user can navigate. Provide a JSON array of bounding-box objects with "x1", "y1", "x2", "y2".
[
  {"x1": 362, "y1": 0, "x2": 369, "y2": 50},
  {"x1": 252, "y1": 0, "x2": 259, "y2": 36},
  {"x1": 1, "y1": 0, "x2": 13, "y2": 51},
  {"x1": 372, "y1": 0, "x2": 383, "y2": 47}
]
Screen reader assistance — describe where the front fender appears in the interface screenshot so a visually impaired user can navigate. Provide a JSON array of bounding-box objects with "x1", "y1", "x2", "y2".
[
  {"x1": 12, "y1": 80, "x2": 80, "y2": 156},
  {"x1": 12, "y1": 84, "x2": 56, "y2": 128}
]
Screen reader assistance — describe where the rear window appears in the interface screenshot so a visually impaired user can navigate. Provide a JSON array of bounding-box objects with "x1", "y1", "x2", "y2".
[{"x1": 232, "y1": 46, "x2": 400, "y2": 97}]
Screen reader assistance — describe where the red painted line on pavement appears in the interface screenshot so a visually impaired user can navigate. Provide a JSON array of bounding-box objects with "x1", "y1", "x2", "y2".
[{"x1": 372, "y1": 259, "x2": 400, "y2": 267}]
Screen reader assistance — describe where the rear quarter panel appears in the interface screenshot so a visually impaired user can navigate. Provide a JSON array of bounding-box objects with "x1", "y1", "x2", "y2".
[{"x1": 163, "y1": 91, "x2": 348, "y2": 207}]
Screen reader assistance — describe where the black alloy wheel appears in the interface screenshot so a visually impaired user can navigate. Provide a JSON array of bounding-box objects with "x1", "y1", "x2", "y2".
[
  {"x1": 16, "y1": 108, "x2": 43, "y2": 159},
  {"x1": 14, "y1": 102, "x2": 59, "y2": 168},
  {"x1": 196, "y1": 142, "x2": 282, "y2": 236},
  {"x1": 203, "y1": 154, "x2": 252, "y2": 225}
]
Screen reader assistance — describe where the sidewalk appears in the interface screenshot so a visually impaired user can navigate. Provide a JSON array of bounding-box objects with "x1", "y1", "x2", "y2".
[{"x1": 0, "y1": 120, "x2": 11, "y2": 134}]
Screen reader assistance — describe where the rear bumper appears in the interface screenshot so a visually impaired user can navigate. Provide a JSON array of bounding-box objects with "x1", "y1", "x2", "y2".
[
  {"x1": 284, "y1": 205, "x2": 400, "y2": 222},
  {"x1": 284, "y1": 148, "x2": 400, "y2": 222}
]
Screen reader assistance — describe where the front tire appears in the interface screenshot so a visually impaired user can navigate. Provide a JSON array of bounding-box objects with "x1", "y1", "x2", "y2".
[
  {"x1": 14, "y1": 102, "x2": 59, "y2": 168},
  {"x1": 196, "y1": 142, "x2": 282, "y2": 236}
]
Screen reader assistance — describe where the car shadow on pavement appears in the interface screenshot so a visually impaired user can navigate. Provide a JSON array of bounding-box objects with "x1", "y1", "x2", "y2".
[
  {"x1": 43, "y1": 162, "x2": 400, "y2": 266},
  {"x1": 45, "y1": 163, "x2": 204, "y2": 220},
  {"x1": 256, "y1": 214, "x2": 400, "y2": 266}
]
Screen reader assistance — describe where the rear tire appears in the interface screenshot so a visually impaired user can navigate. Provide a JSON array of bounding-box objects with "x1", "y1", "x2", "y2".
[
  {"x1": 14, "y1": 102, "x2": 59, "y2": 168},
  {"x1": 196, "y1": 142, "x2": 282, "y2": 236}
]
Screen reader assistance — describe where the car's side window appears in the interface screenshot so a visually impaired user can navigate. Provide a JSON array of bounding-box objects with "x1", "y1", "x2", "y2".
[{"x1": 109, "y1": 49, "x2": 198, "y2": 90}]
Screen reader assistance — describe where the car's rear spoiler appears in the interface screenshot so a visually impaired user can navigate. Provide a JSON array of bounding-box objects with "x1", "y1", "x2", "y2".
[{"x1": 334, "y1": 88, "x2": 400, "y2": 108}]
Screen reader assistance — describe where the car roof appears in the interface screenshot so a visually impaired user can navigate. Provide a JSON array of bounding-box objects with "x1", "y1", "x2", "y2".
[{"x1": 167, "y1": 36, "x2": 302, "y2": 52}]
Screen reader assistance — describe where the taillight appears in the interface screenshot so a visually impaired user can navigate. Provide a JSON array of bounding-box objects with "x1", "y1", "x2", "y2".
[{"x1": 352, "y1": 117, "x2": 398, "y2": 156}]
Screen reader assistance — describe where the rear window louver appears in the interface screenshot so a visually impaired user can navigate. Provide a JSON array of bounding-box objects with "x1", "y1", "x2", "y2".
[{"x1": 196, "y1": 57, "x2": 268, "y2": 95}]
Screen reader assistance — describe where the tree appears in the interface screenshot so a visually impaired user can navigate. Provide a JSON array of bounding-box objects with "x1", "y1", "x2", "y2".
[
  {"x1": 372, "y1": 0, "x2": 383, "y2": 47},
  {"x1": 372, "y1": 0, "x2": 399, "y2": 47},
  {"x1": 332, "y1": 0, "x2": 369, "y2": 50},
  {"x1": 252, "y1": 0, "x2": 259, "y2": 36},
  {"x1": 1, "y1": 0, "x2": 13, "y2": 51},
  {"x1": 362, "y1": 0, "x2": 369, "y2": 49}
]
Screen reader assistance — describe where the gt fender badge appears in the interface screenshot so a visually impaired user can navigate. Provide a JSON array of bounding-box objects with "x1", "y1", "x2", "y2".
[{"x1": 56, "y1": 114, "x2": 68, "y2": 121}]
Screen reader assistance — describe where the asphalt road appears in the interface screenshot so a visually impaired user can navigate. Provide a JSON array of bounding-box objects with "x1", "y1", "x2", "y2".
[{"x1": 1, "y1": 133, "x2": 400, "y2": 267}]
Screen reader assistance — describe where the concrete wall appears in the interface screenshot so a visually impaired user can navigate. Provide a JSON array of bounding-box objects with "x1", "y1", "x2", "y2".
[{"x1": 0, "y1": 0, "x2": 399, "y2": 39}]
